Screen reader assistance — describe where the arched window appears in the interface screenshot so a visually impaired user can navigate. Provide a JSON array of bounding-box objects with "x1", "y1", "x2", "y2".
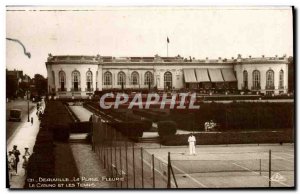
[
  {"x1": 103, "y1": 71, "x2": 112, "y2": 85},
  {"x1": 59, "y1": 71, "x2": 66, "y2": 91},
  {"x1": 279, "y1": 70, "x2": 284, "y2": 89},
  {"x1": 72, "y1": 71, "x2": 80, "y2": 91},
  {"x1": 164, "y1": 71, "x2": 172, "y2": 89},
  {"x1": 86, "y1": 71, "x2": 93, "y2": 91},
  {"x1": 243, "y1": 70, "x2": 248, "y2": 89},
  {"x1": 252, "y1": 70, "x2": 260, "y2": 89},
  {"x1": 131, "y1": 71, "x2": 139, "y2": 85},
  {"x1": 144, "y1": 71, "x2": 153, "y2": 86},
  {"x1": 266, "y1": 70, "x2": 274, "y2": 89},
  {"x1": 117, "y1": 71, "x2": 126, "y2": 86}
]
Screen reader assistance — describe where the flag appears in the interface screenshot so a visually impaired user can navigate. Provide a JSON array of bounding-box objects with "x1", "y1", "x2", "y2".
[{"x1": 167, "y1": 37, "x2": 169, "y2": 43}]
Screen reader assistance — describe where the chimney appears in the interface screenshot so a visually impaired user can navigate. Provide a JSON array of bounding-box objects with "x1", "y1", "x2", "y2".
[
  {"x1": 218, "y1": 57, "x2": 222, "y2": 63},
  {"x1": 205, "y1": 57, "x2": 209, "y2": 63},
  {"x1": 249, "y1": 55, "x2": 252, "y2": 59}
]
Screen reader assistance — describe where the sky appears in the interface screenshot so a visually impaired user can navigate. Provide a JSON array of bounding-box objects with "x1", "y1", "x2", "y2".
[{"x1": 6, "y1": 6, "x2": 293, "y2": 77}]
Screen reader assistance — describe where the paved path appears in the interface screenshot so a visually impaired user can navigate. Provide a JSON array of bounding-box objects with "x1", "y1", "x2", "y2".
[
  {"x1": 68, "y1": 106, "x2": 93, "y2": 121},
  {"x1": 7, "y1": 107, "x2": 40, "y2": 188},
  {"x1": 70, "y1": 144, "x2": 113, "y2": 188},
  {"x1": 68, "y1": 105, "x2": 113, "y2": 188},
  {"x1": 6, "y1": 100, "x2": 35, "y2": 140}
]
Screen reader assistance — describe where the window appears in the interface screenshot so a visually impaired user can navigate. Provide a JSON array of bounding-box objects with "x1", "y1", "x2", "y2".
[
  {"x1": 103, "y1": 71, "x2": 112, "y2": 85},
  {"x1": 72, "y1": 71, "x2": 80, "y2": 91},
  {"x1": 164, "y1": 71, "x2": 172, "y2": 89},
  {"x1": 144, "y1": 71, "x2": 153, "y2": 86},
  {"x1": 131, "y1": 71, "x2": 139, "y2": 85},
  {"x1": 59, "y1": 71, "x2": 66, "y2": 91},
  {"x1": 117, "y1": 71, "x2": 126, "y2": 86},
  {"x1": 252, "y1": 70, "x2": 260, "y2": 89},
  {"x1": 266, "y1": 70, "x2": 274, "y2": 89},
  {"x1": 86, "y1": 71, "x2": 93, "y2": 91},
  {"x1": 243, "y1": 70, "x2": 248, "y2": 89},
  {"x1": 279, "y1": 70, "x2": 284, "y2": 89}
]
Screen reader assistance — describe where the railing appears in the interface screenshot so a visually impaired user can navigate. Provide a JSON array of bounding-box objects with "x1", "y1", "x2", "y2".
[
  {"x1": 70, "y1": 88, "x2": 81, "y2": 92},
  {"x1": 57, "y1": 88, "x2": 66, "y2": 92},
  {"x1": 251, "y1": 85, "x2": 261, "y2": 90},
  {"x1": 265, "y1": 85, "x2": 275, "y2": 90},
  {"x1": 85, "y1": 88, "x2": 94, "y2": 92}
]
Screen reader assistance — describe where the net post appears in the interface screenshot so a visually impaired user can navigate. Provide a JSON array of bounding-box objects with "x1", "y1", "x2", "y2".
[
  {"x1": 114, "y1": 138, "x2": 117, "y2": 188},
  {"x1": 125, "y1": 138, "x2": 128, "y2": 188},
  {"x1": 167, "y1": 152, "x2": 171, "y2": 188},
  {"x1": 133, "y1": 142, "x2": 136, "y2": 188},
  {"x1": 269, "y1": 149, "x2": 271, "y2": 187},
  {"x1": 141, "y1": 147, "x2": 144, "y2": 188},
  {"x1": 110, "y1": 136, "x2": 113, "y2": 176},
  {"x1": 259, "y1": 159, "x2": 261, "y2": 176},
  {"x1": 152, "y1": 154, "x2": 155, "y2": 188},
  {"x1": 120, "y1": 139, "x2": 122, "y2": 188}
]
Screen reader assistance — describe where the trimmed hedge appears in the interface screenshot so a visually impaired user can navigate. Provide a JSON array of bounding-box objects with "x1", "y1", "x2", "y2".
[
  {"x1": 160, "y1": 130, "x2": 294, "y2": 146},
  {"x1": 157, "y1": 120, "x2": 177, "y2": 137},
  {"x1": 109, "y1": 121, "x2": 144, "y2": 140},
  {"x1": 170, "y1": 102, "x2": 294, "y2": 131},
  {"x1": 24, "y1": 101, "x2": 75, "y2": 188},
  {"x1": 71, "y1": 122, "x2": 91, "y2": 133}
]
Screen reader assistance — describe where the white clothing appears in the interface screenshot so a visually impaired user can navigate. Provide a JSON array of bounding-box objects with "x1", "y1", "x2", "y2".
[{"x1": 188, "y1": 135, "x2": 196, "y2": 155}]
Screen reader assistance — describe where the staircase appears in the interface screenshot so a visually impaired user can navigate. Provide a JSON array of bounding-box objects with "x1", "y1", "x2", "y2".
[
  {"x1": 138, "y1": 136, "x2": 160, "y2": 143},
  {"x1": 69, "y1": 133, "x2": 89, "y2": 143}
]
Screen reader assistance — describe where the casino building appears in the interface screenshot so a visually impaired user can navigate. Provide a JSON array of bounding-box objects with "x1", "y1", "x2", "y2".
[{"x1": 46, "y1": 54, "x2": 289, "y2": 98}]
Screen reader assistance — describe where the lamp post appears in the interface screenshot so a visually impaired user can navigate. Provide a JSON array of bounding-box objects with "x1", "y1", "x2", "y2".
[{"x1": 27, "y1": 90, "x2": 30, "y2": 122}]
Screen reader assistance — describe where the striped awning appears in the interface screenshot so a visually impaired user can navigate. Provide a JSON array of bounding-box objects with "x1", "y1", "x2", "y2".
[
  {"x1": 221, "y1": 69, "x2": 237, "y2": 82},
  {"x1": 183, "y1": 69, "x2": 198, "y2": 83},
  {"x1": 195, "y1": 69, "x2": 210, "y2": 82},
  {"x1": 208, "y1": 69, "x2": 224, "y2": 82}
]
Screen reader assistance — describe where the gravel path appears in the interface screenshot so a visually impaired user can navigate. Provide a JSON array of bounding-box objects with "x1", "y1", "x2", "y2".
[
  {"x1": 70, "y1": 144, "x2": 113, "y2": 188},
  {"x1": 68, "y1": 106, "x2": 93, "y2": 121}
]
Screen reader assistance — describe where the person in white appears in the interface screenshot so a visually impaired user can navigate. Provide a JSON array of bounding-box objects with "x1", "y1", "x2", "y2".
[{"x1": 188, "y1": 133, "x2": 196, "y2": 155}]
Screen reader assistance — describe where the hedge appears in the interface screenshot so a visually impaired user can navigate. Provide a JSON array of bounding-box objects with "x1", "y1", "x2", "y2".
[
  {"x1": 170, "y1": 102, "x2": 294, "y2": 131},
  {"x1": 109, "y1": 121, "x2": 144, "y2": 140},
  {"x1": 160, "y1": 130, "x2": 294, "y2": 146},
  {"x1": 157, "y1": 120, "x2": 177, "y2": 137},
  {"x1": 24, "y1": 101, "x2": 75, "y2": 188}
]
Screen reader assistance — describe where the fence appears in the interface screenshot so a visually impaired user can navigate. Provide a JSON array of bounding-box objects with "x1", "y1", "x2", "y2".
[
  {"x1": 92, "y1": 115, "x2": 177, "y2": 188},
  {"x1": 91, "y1": 115, "x2": 293, "y2": 188}
]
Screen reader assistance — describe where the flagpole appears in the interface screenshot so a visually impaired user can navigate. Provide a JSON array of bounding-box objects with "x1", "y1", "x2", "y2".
[{"x1": 167, "y1": 37, "x2": 169, "y2": 57}]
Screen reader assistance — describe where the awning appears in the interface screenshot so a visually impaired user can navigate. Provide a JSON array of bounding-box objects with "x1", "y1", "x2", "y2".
[
  {"x1": 208, "y1": 69, "x2": 224, "y2": 82},
  {"x1": 183, "y1": 69, "x2": 197, "y2": 83},
  {"x1": 195, "y1": 69, "x2": 210, "y2": 82},
  {"x1": 221, "y1": 69, "x2": 237, "y2": 82}
]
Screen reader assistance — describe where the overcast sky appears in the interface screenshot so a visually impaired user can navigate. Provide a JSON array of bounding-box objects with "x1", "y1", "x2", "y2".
[{"x1": 6, "y1": 6, "x2": 293, "y2": 77}]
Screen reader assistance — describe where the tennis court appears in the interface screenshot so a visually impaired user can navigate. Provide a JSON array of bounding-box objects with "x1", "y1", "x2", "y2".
[{"x1": 145, "y1": 144, "x2": 294, "y2": 188}]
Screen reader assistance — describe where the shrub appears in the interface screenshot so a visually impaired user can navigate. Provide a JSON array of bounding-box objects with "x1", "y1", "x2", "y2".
[
  {"x1": 157, "y1": 120, "x2": 177, "y2": 137},
  {"x1": 141, "y1": 119, "x2": 153, "y2": 131},
  {"x1": 50, "y1": 124, "x2": 70, "y2": 142},
  {"x1": 110, "y1": 121, "x2": 144, "y2": 140}
]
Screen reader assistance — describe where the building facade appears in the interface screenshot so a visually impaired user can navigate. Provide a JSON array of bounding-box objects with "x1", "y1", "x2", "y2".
[{"x1": 46, "y1": 54, "x2": 289, "y2": 98}]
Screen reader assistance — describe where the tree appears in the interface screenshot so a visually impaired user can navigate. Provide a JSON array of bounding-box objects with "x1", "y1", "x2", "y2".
[{"x1": 34, "y1": 74, "x2": 48, "y2": 96}]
